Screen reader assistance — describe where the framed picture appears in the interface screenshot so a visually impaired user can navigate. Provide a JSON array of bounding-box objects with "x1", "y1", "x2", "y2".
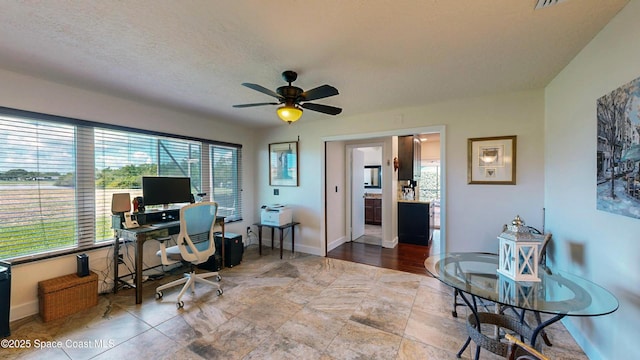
[
  {"x1": 468, "y1": 135, "x2": 516, "y2": 185},
  {"x1": 269, "y1": 141, "x2": 299, "y2": 186}
]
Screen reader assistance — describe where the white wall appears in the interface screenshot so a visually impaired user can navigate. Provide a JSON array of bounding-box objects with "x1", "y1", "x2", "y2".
[
  {"x1": 361, "y1": 146, "x2": 382, "y2": 165},
  {"x1": 544, "y1": 2, "x2": 639, "y2": 358},
  {"x1": 421, "y1": 137, "x2": 441, "y2": 161},
  {"x1": 255, "y1": 89, "x2": 546, "y2": 255},
  {"x1": 325, "y1": 141, "x2": 346, "y2": 251},
  {"x1": 0, "y1": 69, "x2": 258, "y2": 321}
]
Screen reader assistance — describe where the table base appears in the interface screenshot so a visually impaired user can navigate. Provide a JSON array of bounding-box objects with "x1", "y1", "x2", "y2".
[
  {"x1": 461, "y1": 312, "x2": 538, "y2": 358},
  {"x1": 455, "y1": 291, "x2": 564, "y2": 360}
]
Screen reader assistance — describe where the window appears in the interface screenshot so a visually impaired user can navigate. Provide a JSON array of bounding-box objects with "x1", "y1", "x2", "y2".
[
  {"x1": 94, "y1": 129, "x2": 156, "y2": 242},
  {"x1": 0, "y1": 107, "x2": 242, "y2": 261},
  {"x1": 419, "y1": 160, "x2": 440, "y2": 202},
  {"x1": 211, "y1": 145, "x2": 242, "y2": 221},
  {"x1": 0, "y1": 117, "x2": 79, "y2": 259}
]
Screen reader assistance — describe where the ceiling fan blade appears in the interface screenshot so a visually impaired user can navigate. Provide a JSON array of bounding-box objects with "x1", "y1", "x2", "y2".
[
  {"x1": 301, "y1": 85, "x2": 339, "y2": 101},
  {"x1": 241, "y1": 83, "x2": 283, "y2": 99},
  {"x1": 301, "y1": 102, "x2": 342, "y2": 115},
  {"x1": 233, "y1": 102, "x2": 279, "y2": 108}
]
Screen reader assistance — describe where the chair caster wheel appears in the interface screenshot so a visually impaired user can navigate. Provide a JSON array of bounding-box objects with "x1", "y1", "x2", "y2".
[
  {"x1": 155, "y1": 291, "x2": 163, "y2": 300},
  {"x1": 452, "y1": 310, "x2": 458, "y2": 318},
  {"x1": 216, "y1": 275, "x2": 222, "y2": 282},
  {"x1": 176, "y1": 301, "x2": 184, "y2": 309},
  {"x1": 217, "y1": 288, "x2": 223, "y2": 296}
]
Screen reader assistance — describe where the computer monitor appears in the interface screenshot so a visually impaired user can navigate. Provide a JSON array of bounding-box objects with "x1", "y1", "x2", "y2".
[{"x1": 142, "y1": 176, "x2": 192, "y2": 208}]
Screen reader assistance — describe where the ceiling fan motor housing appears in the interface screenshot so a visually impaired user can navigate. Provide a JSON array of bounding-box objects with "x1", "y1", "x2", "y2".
[
  {"x1": 277, "y1": 85, "x2": 304, "y2": 103},
  {"x1": 282, "y1": 70, "x2": 298, "y2": 83}
]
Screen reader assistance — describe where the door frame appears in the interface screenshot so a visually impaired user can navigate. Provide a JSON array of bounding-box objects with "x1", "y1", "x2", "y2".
[
  {"x1": 323, "y1": 125, "x2": 446, "y2": 256},
  {"x1": 350, "y1": 147, "x2": 366, "y2": 241},
  {"x1": 346, "y1": 144, "x2": 383, "y2": 243}
]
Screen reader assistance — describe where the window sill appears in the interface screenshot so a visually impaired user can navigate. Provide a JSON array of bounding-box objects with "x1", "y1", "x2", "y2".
[{"x1": 7, "y1": 241, "x2": 116, "y2": 266}]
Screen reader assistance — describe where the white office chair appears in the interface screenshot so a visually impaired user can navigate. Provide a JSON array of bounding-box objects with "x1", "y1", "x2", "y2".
[{"x1": 155, "y1": 201, "x2": 223, "y2": 308}]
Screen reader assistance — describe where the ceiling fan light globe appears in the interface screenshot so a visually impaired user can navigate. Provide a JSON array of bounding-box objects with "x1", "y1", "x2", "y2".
[{"x1": 277, "y1": 105, "x2": 303, "y2": 123}]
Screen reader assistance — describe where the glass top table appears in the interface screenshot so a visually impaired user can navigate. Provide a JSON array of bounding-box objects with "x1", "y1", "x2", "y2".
[
  {"x1": 424, "y1": 252, "x2": 618, "y2": 358},
  {"x1": 425, "y1": 252, "x2": 618, "y2": 317}
]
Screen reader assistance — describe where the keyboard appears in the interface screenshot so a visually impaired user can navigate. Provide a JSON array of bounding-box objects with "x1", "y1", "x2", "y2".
[{"x1": 149, "y1": 220, "x2": 180, "y2": 228}]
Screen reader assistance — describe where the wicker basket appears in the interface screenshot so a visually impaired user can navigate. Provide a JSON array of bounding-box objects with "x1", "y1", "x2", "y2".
[
  {"x1": 466, "y1": 312, "x2": 540, "y2": 357},
  {"x1": 38, "y1": 271, "x2": 98, "y2": 322}
]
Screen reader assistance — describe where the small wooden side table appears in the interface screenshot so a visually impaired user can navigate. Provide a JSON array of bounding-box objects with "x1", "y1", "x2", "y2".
[{"x1": 253, "y1": 222, "x2": 300, "y2": 259}]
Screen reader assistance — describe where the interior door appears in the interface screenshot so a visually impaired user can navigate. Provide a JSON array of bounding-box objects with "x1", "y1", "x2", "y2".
[{"x1": 351, "y1": 149, "x2": 365, "y2": 240}]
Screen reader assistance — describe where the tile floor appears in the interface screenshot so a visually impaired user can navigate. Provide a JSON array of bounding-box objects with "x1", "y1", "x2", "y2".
[{"x1": 4, "y1": 245, "x2": 587, "y2": 359}]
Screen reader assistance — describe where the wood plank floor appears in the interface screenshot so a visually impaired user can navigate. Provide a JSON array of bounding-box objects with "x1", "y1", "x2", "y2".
[{"x1": 326, "y1": 241, "x2": 431, "y2": 276}]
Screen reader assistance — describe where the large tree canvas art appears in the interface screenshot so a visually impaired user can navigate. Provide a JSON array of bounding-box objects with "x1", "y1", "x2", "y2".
[{"x1": 597, "y1": 76, "x2": 640, "y2": 219}]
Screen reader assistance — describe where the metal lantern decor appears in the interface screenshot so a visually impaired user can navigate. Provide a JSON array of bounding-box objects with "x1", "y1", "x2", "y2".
[{"x1": 497, "y1": 215, "x2": 544, "y2": 282}]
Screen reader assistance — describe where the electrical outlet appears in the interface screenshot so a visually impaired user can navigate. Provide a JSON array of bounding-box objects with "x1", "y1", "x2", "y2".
[{"x1": 246, "y1": 226, "x2": 251, "y2": 236}]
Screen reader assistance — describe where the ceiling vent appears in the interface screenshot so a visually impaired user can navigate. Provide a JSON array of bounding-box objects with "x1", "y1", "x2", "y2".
[{"x1": 534, "y1": 0, "x2": 567, "y2": 10}]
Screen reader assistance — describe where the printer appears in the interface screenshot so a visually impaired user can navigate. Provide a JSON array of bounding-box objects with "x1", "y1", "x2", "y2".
[{"x1": 260, "y1": 204, "x2": 293, "y2": 226}]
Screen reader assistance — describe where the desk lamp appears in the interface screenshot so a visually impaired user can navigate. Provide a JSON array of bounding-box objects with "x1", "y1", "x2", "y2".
[{"x1": 111, "y1": 193, "x2": 132, "y2": 228}]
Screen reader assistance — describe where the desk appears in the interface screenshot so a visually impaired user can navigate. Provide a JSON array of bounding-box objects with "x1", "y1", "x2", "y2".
[
  {"x1": 253, "y1": 222, "x2": 300, "y2": 259},
  {"x1": 425, "y1": 253, "x2": 618, "y2": 359},
  {"x1": 114, "y1": 216, "x2": 225, "y2": 304}
]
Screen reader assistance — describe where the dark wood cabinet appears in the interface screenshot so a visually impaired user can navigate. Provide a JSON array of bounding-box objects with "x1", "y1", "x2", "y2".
[
  {"x1": 398, "y1": 201, "x2": 430, "y2": 245},
  {"x1": 398, "y1": 135, "x2": 421, "y2": 181},
  {"x1": 365, "y1": 200, "x2": 373, "y2": 223},
  {"x1": 365, "y1": 198, "x2": 382, "y2": 225}
]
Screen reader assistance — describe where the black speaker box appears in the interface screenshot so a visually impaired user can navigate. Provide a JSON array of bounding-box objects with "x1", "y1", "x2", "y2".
[
  {"x1": 197, "y1": 232, "x2": 244, "y2": 271},
  {"x1": 0, "y1": 260, "x2": 10, "y2": 338},
  {"x1": 217, "y1": 232, "x2": 244, "y2": 268},
  {"x1": 197, "y1": 251, "x2": 221, "y2": 271},
  {"x1": 135, "y1": 196, "x2": 145, "y2": 213},
  {"x1": 77, "y1": 254, "x2": 89, "y2": 277}
]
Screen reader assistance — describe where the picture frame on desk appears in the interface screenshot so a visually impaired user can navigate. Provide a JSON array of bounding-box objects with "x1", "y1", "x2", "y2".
[{"x1": 269, "y1": 141, "x2": 299, "y2": 187}]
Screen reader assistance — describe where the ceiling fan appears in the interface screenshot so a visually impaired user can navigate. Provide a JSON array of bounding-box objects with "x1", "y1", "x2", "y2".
[{"x1": 233, "y1": 70, "x2": 342, "y2": 123}]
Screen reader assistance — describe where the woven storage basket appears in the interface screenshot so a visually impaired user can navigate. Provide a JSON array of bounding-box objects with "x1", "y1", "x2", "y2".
[{"x1": 38, "y1": 271, "x2": 98, "y2": 322}]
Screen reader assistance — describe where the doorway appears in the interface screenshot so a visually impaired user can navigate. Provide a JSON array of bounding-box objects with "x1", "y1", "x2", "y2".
[
  {"x1": 350, "y1": 146, "x2": 383, "y2": 246},
  {"x1": 345, "y1": 143, "x2": 383, "y2": 246},
  {"x1": 324, "y1": 126, "x2": 445, "y2": 269}
]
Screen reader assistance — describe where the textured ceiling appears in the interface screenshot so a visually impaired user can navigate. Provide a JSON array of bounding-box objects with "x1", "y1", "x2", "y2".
[{"x1": 0, "y1": 0, "x2": 629, "y2": 127}]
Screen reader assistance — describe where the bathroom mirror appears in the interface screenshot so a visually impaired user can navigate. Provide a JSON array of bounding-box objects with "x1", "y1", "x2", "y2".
[{"x1": 364, "y1": 165, "x2": 382, "y2": 188}]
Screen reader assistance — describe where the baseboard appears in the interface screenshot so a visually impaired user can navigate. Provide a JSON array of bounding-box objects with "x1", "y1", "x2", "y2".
[
  {"x1": 382, "y1": 236, "x2": 398, "y2": 248},
  {"x1": 293, "y1": 243, "x2": 324, "y2": 256},
  {"x1": 327, "y1": 236, "x2": 347, "y2": 252},
  {"x1": 261, "y1": 237, "x2": 325, "y2": 257},
  {"x1": 10, "y1": 300, "x2": 38, "y2": 322}
]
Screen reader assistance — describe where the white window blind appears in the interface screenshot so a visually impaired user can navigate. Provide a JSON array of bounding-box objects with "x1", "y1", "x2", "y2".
[
  {"x1": 0, "y1": 117, "x2": 80, "y2": 259},
  {"x1": 211, "y1": 145, "x2": 242, "y2": 221},
  {"x1": 93, "y1": 129, "x2": 158, "y2": 242},
  {"x1": 0, "y1": 107, "x2": 242, "y2": 261}
]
